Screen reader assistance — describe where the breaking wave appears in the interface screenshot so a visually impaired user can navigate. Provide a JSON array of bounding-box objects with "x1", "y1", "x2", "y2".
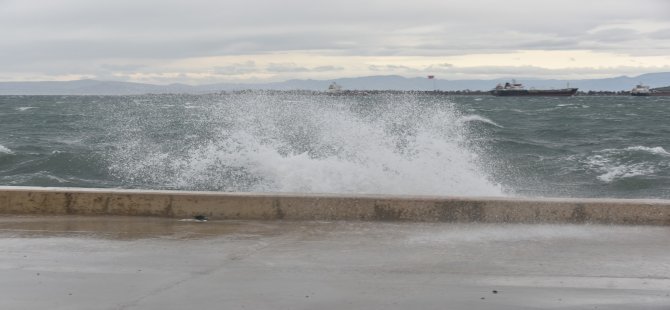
[
  {"x1": 582, "y1": 146, "x2": 669, "y2": 183},
  {"x1": 458, "y1": 114, "x2": 503, "y2": 128},
  {"x1": 0, "y1": 144, "x2": 13, "y2": 155},
  {"x1": 622, "y1": 146, "x2": 670, "y2": 156},
  {"x1": 104, "y1": 93, "x2": 504, "y2": 196}
]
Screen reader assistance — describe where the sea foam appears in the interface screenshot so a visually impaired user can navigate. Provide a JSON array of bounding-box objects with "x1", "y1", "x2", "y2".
[
  {"x1": 623, "y1": 146, "x2": 670, "y2": 156},
  {"x1": 106, "y1": 92, "x2": 504, "y2": 196},
  {"x1": 584, "y1": 146, "x2": 669, "y2": 183},
  {"x1": 0, "y1": 144, "x2": 13, "y2": 154}
]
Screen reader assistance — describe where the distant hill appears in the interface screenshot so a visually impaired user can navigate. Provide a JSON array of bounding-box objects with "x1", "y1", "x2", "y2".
[
  {"x1": 1, "y1": 72, "x2": 670, "y2": 95},
  {"x1": 0, "y1": 80, "x2": 197, "y2": 95}
]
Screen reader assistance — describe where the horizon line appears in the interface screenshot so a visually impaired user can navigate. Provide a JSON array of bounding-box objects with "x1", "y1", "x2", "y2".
[{"x1": 0, "y1": 71, "x2": 669, "y2": 86}]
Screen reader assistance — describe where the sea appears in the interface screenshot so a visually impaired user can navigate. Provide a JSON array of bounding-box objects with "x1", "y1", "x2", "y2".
[{"x1": 1, "y1": 93, "x2": 669, "y2": 199}]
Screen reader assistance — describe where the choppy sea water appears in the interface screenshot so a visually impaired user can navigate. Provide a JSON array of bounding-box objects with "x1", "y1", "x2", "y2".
[{"x1": 0, "y1": 93, "x2": 669, "y2": 199}]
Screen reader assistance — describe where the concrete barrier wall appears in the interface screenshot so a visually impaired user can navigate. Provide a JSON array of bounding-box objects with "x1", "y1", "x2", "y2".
[{"x1": 1, "y1": 186, "x2": 669, "y2": 225}]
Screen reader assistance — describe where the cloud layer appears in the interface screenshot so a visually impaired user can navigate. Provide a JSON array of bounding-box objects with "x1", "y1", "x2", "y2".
[{"x1": 1, "y1": 0, "x2": 669, "y2": 83}]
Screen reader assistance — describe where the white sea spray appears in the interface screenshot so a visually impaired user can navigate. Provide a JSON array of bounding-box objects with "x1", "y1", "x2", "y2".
[{"x1": 106, "y1": 92, "x2": 504, "y2": 196}]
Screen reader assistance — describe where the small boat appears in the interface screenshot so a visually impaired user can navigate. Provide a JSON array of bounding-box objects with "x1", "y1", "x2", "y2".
[
  {"x1": 491, "y1": 80, "x2": 578, "y2": 97},
  {"x1": 326, "y1": 82, "x2": 343, "y2": 93}
]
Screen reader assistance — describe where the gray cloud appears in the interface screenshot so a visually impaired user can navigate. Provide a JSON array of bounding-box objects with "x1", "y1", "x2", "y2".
[
  {"x1": 213, "y1": 61, "x2": 257, "y2": 75},
  {"x1": 266, "y1": 63, "x2": 311, "y2": 73},
  {"x1": 586, "y1": 28, "x2": 641, "y2": 43},
  {"x1": 365, "y1": 63, "x2": 670, "y2": 80},
  {"x1": 100, "y1": 63, "x2": 148, "y2": 72},
  {"x1": 450, "y1": 65, "x2": 670, "y2": 79},
  {"x1": 650, "y1": 28, "x2": 670, "y2": 39},
  {"x1": 424, "y1": 63, "x2": 454, "y2": 72},
  {"x1": 369, "y1": 64, "x2": 417, "y2": 72},
  {"x1": 266, "y1": 63, "x2": 343, "y2": 73},
  {"x1": 312, "y1": 65, "x2": 344, "y2": 72},
  {"x1": 0, "y1": 0, "x2": 669, "y2": 81}
]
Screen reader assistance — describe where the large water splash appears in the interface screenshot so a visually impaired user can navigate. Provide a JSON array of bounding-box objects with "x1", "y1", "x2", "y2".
[{"x1": 105, "y1": 92, "x2": 503, "y2": 196}]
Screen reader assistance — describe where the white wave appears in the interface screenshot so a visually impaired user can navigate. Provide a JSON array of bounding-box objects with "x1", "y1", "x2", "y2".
[
  {"x1": 107, "y1": 94, "x2": 504, "y2": 196},
  {"x1": 16, "y1": 107, "x2": 36, "y2": 111},
  {"x1": 44, "y1": 174, "x2": 70, "y2": 183},
  {"x1": 623, "y1": 146, "x2": 670, "y2": 156},
  {"x1": 163, "y1": 131, "x2": 501, "y2": 196},
  {"x1": 458, "y1": 115, "x2": 503, "y2": 128},
  {"x1": 596, "y1": 164, "x2": 655, "y2": 183},
  {"x1": 0, "y1": 144, "x2": 13, "y2": 154},
  {"x1": 584, "y1": 150, "x2": 660, "y2": 183}
]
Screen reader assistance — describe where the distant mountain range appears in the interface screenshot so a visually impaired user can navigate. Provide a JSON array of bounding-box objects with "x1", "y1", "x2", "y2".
[{"x1": 1, "y1": 72, "x2": 670, "y2": 95}]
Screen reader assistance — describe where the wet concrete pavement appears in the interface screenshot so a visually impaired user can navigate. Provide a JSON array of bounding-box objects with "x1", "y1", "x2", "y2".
[{"x1": 1, "y1": 215, "x2": 669, "y2": 309}]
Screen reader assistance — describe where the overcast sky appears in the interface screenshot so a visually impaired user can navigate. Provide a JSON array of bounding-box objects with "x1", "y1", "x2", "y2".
[{"x1": 1, "y1": 0, "x2": 670, "y2": 84}]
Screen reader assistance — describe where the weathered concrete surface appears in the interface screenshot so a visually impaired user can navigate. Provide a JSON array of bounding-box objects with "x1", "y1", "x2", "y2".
[
  {"x1": 1, "y1": 186, "x2": 670, "y2": 225},
  {"x1": 1, "y1": 216, "x2": 669, "y2": 310}
]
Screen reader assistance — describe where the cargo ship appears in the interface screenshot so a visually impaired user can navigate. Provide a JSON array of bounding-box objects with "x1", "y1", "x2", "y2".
[
  {"x1": 630, "y1": 84, "x2": 670, "y2": 96},
  {"x1": 491, "y1": 81, "x2": 578, "y2": 96}
]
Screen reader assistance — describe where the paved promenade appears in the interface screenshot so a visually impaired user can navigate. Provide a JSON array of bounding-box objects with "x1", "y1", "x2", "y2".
[{"x1": 1, "y1": 215, "x2": 669, "y2": 309}]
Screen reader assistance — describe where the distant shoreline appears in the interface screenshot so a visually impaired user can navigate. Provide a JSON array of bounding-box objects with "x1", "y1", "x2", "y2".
[
  {"x1": 314, "y1": 90, "x2": 638, "y2": 96},
  {"x1": 0, "y1": 89, "x2": 651, "y2": 96},
  {"x1": 1, "y1": 73, "x2": 669, "y2": 95}
]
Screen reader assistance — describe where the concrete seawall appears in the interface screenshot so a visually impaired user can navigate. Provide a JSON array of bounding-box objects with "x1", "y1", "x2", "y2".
[{"x1": 1, "y1": 186, "x2": 669, "y2": 225}]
